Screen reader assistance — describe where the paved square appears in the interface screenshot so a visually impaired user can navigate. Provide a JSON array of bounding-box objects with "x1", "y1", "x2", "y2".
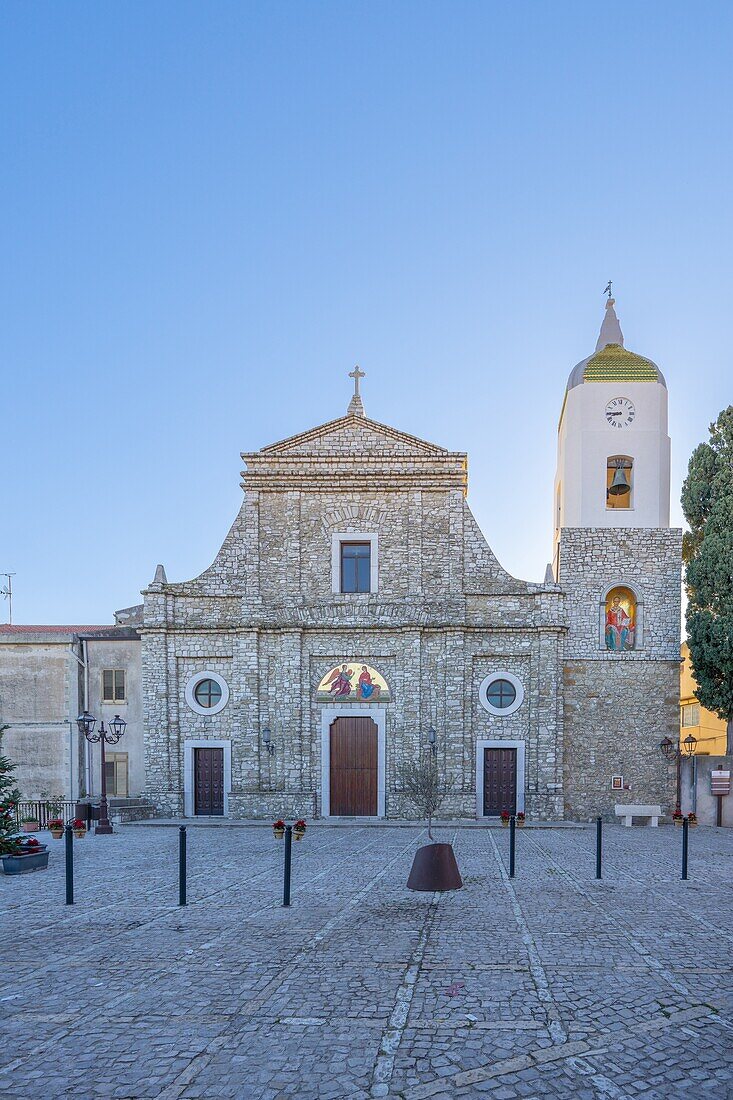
[{"x1": 1, "y1": 824, "x2": 731, "y2": 1099}]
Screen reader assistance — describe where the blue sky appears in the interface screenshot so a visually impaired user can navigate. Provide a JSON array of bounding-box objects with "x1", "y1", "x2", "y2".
[{"x1": 2, "y1": 1, "x2": 732, "y2": 623}]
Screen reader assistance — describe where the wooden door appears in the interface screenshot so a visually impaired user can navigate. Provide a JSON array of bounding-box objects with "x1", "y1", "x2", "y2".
[
  {"x1": 329, "y1": 717, "x2": 378, "y2": 816},
  {"x1": 194, "y1": 747, "x2": 224, "y2": 816},
  {"x1": 483, "y1": 748, "x2": 517, "y2": 816}
]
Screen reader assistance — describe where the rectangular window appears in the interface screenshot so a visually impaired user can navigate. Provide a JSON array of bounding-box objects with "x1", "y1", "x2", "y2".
[
  {"x1": 681, "y1": 703, "x2": 700, "y2": 728},
  {"x1": 102, "y1": 669, "x2": 126, "y2": 703},
  {"x1": 104, "y1": 752, "x2": 129, "y2": 797},
  {"x1": 340, "y1": 542, "x2": 371, "y2": 593}
]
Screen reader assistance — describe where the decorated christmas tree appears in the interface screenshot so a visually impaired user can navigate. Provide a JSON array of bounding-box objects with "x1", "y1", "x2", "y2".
[{"x1": 0, "y1": 726, "x2": 21, "y2": 855}]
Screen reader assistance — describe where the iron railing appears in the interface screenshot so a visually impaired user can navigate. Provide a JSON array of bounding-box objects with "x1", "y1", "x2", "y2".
[{"x1": 15, "y1": 800, "x2": 86, "y2": 829}]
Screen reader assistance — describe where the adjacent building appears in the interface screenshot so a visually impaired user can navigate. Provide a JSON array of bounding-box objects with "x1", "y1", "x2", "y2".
[{"x1": 0, "y1": 612, "x2": 143, "y2": 802}]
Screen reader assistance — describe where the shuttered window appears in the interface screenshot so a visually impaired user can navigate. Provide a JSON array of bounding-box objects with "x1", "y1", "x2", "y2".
[{"x1": 102, "y1": 669, "x2": 126, "y2": 703}]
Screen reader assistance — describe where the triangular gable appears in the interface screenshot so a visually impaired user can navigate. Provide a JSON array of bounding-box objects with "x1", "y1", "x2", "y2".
[{"x1": 256, "y1": 413, "x2": 448, "y2": 457}]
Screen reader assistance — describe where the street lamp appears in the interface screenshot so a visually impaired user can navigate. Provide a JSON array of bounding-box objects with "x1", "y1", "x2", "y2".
[
  {"x1": 660, "y1": 733, "x2": 697, "y2": 815},
  {"x1": 77, "y1": 710, "x2": 127, "y2": 834},
  {"x1": 262, "y1": 728, "x2": 275, "y2": 756},
  {"x1": 427, "y1": 728, "x2": 437, "y2": 758}
]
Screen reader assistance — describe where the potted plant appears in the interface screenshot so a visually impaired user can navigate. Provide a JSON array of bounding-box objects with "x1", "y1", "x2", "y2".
[
  {"x1": 293, "y1": 819, "x2": 307, "y2": 841},
  {"x1": 273, "y1": 819, "x2": 285, "y2": 839},
  {"x1": 516, "y1": 811, "x2": 526, "y2": 828},
  {"x1": 1, "y1": 835, "x2": 50, "y2": 875},
  {"x1": 399, "y1": 753, "x2": 462, "y2": 893},
  {"x1": 672, "y1": 811, "x2": 684, "y2": 826},
  {"x1": 500, "y1": 810, "x2": 511, "y2": 827},
  {"x1": 687, "y1": 812, "x2": 698, "y2": 827},
  {"x1": 71, "y1": 818, "x2": 86, "y2": 838},
  {"x1": 20, "y1": 815, "x2": 40, "y2": 834},
  {"x1": 48, "y1": 817, "x2": 65, "y2": 839}
]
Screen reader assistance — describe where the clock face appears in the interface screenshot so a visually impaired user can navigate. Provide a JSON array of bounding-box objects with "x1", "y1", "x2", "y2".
[{"x1": 605, "y1": 397, "x2": 636, "y2": 428}]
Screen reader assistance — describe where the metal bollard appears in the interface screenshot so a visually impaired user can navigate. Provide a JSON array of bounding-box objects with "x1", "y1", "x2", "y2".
[
  {"x1": 596, "y1": 816, "x2": 602, "y2": 880},
  {"x1": 682, "y1": 816, "x2": 689, "y2": 880},
  {"x1": 65, "y1": 823, "x2": 74, "y2": 905},
  {"x1": 509, "y1": 815, "x2": 516, "y2": 878},
  {"x1": 283, "y1": 824, "x2": 293, "y2": 906},
  {"x1": 179, "y1": 826, "x2": 187, "y2": 906}
]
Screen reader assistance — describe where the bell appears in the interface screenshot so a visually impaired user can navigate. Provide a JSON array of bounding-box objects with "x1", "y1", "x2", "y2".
[{"x1": 608, "y1": 466, "x2": 631, "y2": 496}]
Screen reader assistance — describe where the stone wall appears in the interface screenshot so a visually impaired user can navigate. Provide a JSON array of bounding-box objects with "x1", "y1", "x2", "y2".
[
  {"x1": 559, "y1": 527, "x2": 681, "y2": 820},
  {"x1": 142, "y1": 411, "x2": 567, "y2": 821}
]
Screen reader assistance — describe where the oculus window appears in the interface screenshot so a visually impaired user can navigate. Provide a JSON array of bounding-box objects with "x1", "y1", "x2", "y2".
[
  {"x1": 184, "y1": 671, "x2": 230, "y2": 716},
  {"x1": 341, "y1": 542, "x2": 371, "y2": 593},
  {"x1": 479, "y1": 672, "x2": 525, "y2": 717},
  {"x1": 193, "y1": 678, "x2": 223, "y2": 709}
]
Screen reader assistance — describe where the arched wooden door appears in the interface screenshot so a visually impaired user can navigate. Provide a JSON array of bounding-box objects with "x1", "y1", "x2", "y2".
[{"x1": 329, "y1": 717, "x2": 378, "y2": 816}]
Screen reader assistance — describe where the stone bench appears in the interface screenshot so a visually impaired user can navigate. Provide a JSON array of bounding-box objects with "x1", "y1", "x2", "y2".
[{"x1": 614, "y1": 804, "x2": 662, "y2": 827}]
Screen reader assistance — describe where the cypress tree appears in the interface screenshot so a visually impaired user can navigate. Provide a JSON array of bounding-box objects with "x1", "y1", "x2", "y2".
[{"x1": 681, "y1": 406, "x2": 733, "y2": 755}]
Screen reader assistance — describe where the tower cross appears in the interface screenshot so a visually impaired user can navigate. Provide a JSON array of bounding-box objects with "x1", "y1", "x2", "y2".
[{"x1": 349, "y1": 365, "x2": 365, "y2": 398}]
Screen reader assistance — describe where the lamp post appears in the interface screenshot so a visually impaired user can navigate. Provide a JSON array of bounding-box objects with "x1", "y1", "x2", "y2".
[
  {"x1": 77, "y1": 710, "x2": 127, "y2": 835},
  {"x1": 427, "y1": 728, "x2": 437, "y2": 758},
  {"x1": 660, "y1": 733, "x2": 697, "y2": 815}
]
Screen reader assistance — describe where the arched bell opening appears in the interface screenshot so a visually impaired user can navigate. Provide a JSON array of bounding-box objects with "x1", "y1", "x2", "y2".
[{"x1": 606, "y1": 456, "x2": 633, "y2": 509}]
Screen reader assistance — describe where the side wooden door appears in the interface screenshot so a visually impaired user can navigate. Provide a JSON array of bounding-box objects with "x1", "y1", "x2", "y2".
[
  {"x1": 329, "y1": 717, "x2": 378, "y2": 816},
  {"x1": 194, "y1": 747, "x2": 224, "y2": 816},
  {"x1": 483, "y1": 747, "x2": 517, "y2": 816}
]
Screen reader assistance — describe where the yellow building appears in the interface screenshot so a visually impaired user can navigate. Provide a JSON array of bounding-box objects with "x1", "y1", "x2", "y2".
[{"x1": 680, "y1": 642, "x2": 728, "y2": 755}]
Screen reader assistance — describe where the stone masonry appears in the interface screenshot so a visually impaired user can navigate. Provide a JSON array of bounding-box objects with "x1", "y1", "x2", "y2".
[
  {"x1": 559, "y1": 528, "x2": 681, "y2": 819},
  {"x1": 141, "y1": 407, "x2": 681, "y2": 822}
]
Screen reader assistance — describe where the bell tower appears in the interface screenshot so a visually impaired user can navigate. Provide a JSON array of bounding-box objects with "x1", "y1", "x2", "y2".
[
  {"x1": 553, "y1": 295, "x2": 671, "y2": 574},
  {"x1": 553, "y1": 293, "x2": 681, "y2": 822}
]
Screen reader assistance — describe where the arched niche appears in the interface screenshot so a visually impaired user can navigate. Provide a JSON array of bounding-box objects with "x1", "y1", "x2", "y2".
[{"x1": 599, "y1": 584, "x2": 641, "y2": 651}]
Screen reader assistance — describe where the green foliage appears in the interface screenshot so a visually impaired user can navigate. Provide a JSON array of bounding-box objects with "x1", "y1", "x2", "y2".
[
  {"x1": 0, "y1": 728, "x2": 22, "y2": 855},
  {"x1": 682, "y1": 407, "x2": 733, "y2": 752}
]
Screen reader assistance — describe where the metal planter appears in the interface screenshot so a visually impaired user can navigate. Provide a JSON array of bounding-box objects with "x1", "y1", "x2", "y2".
[
  {"x1": 2, "y1": 846, "x2": 50, "y2": 875},
  {"x1": 407, "y1": 842, "x2": 463, "y2": 892}
]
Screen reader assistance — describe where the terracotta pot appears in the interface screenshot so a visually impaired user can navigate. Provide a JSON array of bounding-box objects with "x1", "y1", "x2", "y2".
[
  {"x1": 21, "y1": 822, "x2": 39, "y2": 833},
  {"x1": 516, "y1": 819, "x2": 525, "y2": 828},
  {"x1": 501, "y1": 819, "x2": 510, "y2": 828},
  {"x1": 688, "y1": 820, "x2": 698, "y2": 828},
  {"x1": 73, "y1": 829, "x2": 86, "y2": 839},
  {"x1": 50, "y1": 830, "x2": 64, "y2": 840},
  {"x1": 673, "y1": 818, "x2": 684, "y2": 827},
  {"x1": 407, "y1": 842, "x2": 462, "y2": 893},
  {"x1": 294, "y1": 830, "x2": 305, "y2": 841},
  {"x1": 273, "y1": 828, "x2": 284, "y2": 839}
]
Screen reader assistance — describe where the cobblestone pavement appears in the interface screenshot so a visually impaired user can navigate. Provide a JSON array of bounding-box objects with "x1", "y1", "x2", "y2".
[{"x1": 1, "y1": 824, "x2": 732, "y2": 1100}]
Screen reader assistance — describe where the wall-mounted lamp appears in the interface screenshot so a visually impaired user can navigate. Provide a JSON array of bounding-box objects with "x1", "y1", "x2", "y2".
[
  {"x1": 262, "y1": 728, "x2": 275, "y2": 757},
  {"x1": 427, "y1": 727, "x2": 437, "y2": 757}
]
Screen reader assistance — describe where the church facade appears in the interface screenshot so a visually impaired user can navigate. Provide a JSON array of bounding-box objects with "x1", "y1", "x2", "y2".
[{"x1": 141, "y1": 300, "x2": 681, "y2": 821}]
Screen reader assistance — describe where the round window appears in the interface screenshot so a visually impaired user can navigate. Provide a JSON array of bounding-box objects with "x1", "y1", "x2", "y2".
[
  {"x1": 485, "y1": 678, "x2": 516, "y2": 710},
  {"x1": 184, "y1": 671, "x2": 229, "y2": 716},
  {"x1": 193, "y1": 678, "x2": 223, "y2": 709},
  {"x1": 478, "y1": 672, "x2": 524, "y2": 717}
]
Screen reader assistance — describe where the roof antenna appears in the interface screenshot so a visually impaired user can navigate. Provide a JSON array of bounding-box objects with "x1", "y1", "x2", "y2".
[{"x1": 0, "y1": 573, "x2": 15, "y2": 625}]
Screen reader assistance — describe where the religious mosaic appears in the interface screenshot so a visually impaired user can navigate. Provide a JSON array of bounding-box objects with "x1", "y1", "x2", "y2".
[
  {"x1": 316, "y1": 663, "x2": 391, "y2": 702},
  {"x1": 605, "y1": 586, "x2": 636, "y2": 651}
]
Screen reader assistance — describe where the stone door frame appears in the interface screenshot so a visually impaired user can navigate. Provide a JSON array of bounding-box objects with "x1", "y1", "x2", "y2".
[
  {"x1": 320, "y1": 708, "x2": 386, "y2": 818},
  {"x1": 475, "y1": 739, "x2": 526, "y2": 818},
  {"x1": 183, "y1": 739, "x2": 232, "y2": 818}
]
